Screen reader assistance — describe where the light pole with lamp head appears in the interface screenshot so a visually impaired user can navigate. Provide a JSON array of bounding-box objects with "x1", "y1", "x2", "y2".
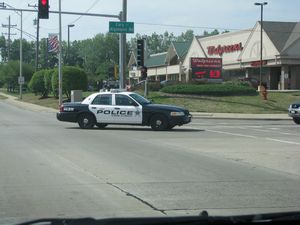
[
  {"x1": 254, "y1": 2, "x2": 268, "y2": 89},
  {"x1": 67, "y1": 24, "x2": 75, "y2": 65}
]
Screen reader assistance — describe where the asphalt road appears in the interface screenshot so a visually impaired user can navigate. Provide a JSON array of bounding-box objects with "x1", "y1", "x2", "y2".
[{"x1": 1, "y1": 100, "x2": 300, "y2": 224}]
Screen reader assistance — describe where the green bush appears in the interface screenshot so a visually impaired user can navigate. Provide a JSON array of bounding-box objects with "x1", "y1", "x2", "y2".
[
  {"x1": 28, "y1": 70, "x2": 45, "y2": 95},
  {"x1": 44, "y1": 69, "x2": 54, "y2": 96},
  {"x1": 52, "y1": 66, "x2": 88, "y2": 98},
  {"x1": 160, "y1": 83, "x2": 257, "y2": 96}
]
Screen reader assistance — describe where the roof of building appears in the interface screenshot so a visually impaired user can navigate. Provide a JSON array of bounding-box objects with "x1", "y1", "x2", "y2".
[
  {"x1": 145, "y1": 52, "x2": 167, "y2": 67},
  {"x1": 172, "y1": 42, "x2": 191, "y2": 59},
  {"x1": 261, "y1": 21, "x2": 300, "y2": 53}
]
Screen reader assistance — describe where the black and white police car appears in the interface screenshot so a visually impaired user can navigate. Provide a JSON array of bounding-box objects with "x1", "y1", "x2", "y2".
[
  {"x1": 288, "y1": 102, "x2": 300, "y2": 124},
  {"x1": 57, "y1": 90, "x2": 192, "y2": 131}
]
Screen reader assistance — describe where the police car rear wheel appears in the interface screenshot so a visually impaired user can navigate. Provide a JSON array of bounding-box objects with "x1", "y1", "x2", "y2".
[
  {"x1": 78, "y1": 113, "x2": 95, "y2": 129},
  {"x1": 293, "y1": 117, "x2": 300, "y2": 125},
  {"x1": 150, "y1": 114, "x2": 168, "y2": 131},
  {"x1": 96, "y1": 123, "x2": 108, "y2": 129}
]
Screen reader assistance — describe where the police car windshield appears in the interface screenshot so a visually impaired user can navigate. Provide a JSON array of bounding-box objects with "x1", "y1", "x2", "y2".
[{"x1": 129, "y1": 93, "x2": 151, "y2": 105}]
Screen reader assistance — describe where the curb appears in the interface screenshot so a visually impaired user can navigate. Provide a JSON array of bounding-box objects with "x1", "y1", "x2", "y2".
[{"x1": 190, "y1": 112, "x2": 290, "y2": 120}]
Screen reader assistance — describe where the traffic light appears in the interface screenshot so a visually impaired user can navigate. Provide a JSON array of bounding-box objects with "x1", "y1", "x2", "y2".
[
  {"x1": 141, "y1": 66, "x2": 147, "y2": 80},
  {"x1": 38, "y1": 0, "x2": 49, "y2": 19},
  {"x1": 137, "y1": 39, "x2": 144, "y2": 67}
]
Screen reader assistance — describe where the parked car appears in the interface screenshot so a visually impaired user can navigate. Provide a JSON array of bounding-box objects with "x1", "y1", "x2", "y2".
[{"x1": 288, "y1": 102, "x2": 300, "y2": 124}]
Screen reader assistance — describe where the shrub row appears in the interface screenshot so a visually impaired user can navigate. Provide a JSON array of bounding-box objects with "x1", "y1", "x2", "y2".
[
  {"x1": 28, "y1": 66, "x2": 88, "y2": 98},
  {"x1": 160, "y1": 83, "x2": 258, "y2": 96}
]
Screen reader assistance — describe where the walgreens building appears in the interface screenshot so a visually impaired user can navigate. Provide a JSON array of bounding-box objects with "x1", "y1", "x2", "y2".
[{"x1": 129, "y1": 21, "x2": 300, "y2": 90}]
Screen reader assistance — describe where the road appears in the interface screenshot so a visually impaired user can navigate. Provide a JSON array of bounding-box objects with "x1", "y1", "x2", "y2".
[{"x1": 1, "y1": 99, "x2": 300, "y2": 224}]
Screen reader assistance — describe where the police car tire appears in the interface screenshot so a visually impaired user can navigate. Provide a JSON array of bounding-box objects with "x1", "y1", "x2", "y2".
[
  {"x1": 78, "y1": 113, "x2": 95, "y2": 129},
  {"x1": 96, "y1": 123, "x2": 108, "y2": 129},
  {"x1": 293, "y1": 117, "x2": 300, "y2": 125},
  {"x1": 150, "y1": 114, "x2": 168, "y2": 131},
  {"x1": 168, "y1": 125, "x2": 175, "y2": 130}
]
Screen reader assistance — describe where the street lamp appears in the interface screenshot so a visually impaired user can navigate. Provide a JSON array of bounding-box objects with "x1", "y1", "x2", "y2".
[
  {"x1": 67, "y1": 24, "x2": 75, "y2": 65},
  {"x1": 254, "y1": 2, "x2": 268, "y2": 89}
]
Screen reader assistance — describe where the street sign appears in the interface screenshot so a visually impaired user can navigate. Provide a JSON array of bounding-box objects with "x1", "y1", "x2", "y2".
[
  {"x1": 109, "y1": 21, "x2": 134, "y2": 33},
  {"x1": 18, "y1": 76, "x2": 25, "y2": 85}
]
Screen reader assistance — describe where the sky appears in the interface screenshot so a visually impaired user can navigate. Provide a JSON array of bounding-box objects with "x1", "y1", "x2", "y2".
[{"x1": 1, "y1": 0, "x2": 300, "y2": 42}]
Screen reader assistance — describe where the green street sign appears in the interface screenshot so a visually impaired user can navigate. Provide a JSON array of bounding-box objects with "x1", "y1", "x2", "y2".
[{"x1": 109, "y1": 21, "x2": 134, "y2": 33}]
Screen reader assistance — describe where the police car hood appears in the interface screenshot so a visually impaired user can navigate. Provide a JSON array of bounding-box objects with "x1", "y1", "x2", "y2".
[{"x1": 144, "y1": 103, "x2": 187, "y2": 112}]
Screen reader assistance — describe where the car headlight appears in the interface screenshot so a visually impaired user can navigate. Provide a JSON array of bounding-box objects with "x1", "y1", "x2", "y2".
[{"x1": 170, "y1": 111, "x2": 185, "y2": 116}]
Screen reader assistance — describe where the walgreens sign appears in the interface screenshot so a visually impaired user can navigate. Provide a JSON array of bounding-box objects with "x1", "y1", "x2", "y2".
[{"x1": 207, "y1": 43, "x2": 243, "y2": 56}]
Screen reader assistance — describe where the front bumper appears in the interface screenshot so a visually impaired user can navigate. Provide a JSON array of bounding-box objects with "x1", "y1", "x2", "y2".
[
  {"x1": 288, "y1": 108, "x2": 300, "y2": 118},
  {"x1": 169, "y1": 114, "x2": 192, "y2": 126}
]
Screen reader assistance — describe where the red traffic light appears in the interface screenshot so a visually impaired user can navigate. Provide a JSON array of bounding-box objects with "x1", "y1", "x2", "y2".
[{"x1": 39, "y1": 0, "x2": 49, "y2": 19}]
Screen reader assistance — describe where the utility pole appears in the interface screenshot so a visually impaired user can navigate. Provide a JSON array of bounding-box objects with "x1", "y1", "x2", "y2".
[
  {"x1": 2, "y1": 16, "x2": 17, "y2": 61},
  {"x1": 119, "y1": 0, "x2": 127, "y2": 89},
  {"x1": 28, "y1": 4, "x2": 39, "y2": 71},
  {"x1": 19, "y1": 10, "x2": 23, "y2": 99},
  {"x1": 58, "y1": 0, "x2": 62, "y2": 106},
  {"x1": 254, "y1": 2, "x2": 268, "y2": 88}
]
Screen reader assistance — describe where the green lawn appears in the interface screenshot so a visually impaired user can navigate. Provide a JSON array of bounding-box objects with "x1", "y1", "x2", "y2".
[
  {"x1": 147, "y1": 91, "x2": 300, "y2": 113},
  {"x1": 1, "y1": 89, "x2": 299, "y2": 113}
]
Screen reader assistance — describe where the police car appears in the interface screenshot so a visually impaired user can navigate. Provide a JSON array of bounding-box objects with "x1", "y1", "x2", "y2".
[
  {"x1": 57, "y1": 90, "x2": 192, "y2": 131},
  {"x1": 288, "y1": 102, "x2": 300, "y2": 124}
]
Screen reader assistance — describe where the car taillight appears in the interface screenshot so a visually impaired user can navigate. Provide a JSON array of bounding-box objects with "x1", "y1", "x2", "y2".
[{"x1": 59, "y1": 105, "x2": 64, "y2": 112}]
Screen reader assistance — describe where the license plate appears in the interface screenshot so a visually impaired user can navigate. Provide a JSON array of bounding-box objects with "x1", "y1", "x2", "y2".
[{"x1": 291, "y1": 110, "x2": 296, "y2": 114}]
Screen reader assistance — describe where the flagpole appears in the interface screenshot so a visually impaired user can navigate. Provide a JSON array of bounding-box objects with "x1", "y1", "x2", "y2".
[{"x1": 58, "y1": 0, "x2": 62, "y2": 106}]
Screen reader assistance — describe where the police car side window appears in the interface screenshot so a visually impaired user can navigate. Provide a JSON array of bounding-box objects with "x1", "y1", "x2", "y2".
[
  {"x1": 116, "y1": 94, "x2": 136, "y2": 106},
  {"x1": 92, "y1": 94, "x2": 112, "y2": 105}
]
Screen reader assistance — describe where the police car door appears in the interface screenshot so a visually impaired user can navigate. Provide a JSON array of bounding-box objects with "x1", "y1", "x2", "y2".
[
  {"x1": 89, "y1": 94, "x2": 115, "y2": 123},
  {"x1": 114, "y1": 94, "x2": 142, "y2": 124}
]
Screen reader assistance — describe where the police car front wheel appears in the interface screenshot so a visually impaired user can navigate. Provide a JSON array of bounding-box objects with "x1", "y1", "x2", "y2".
[
  {"x1": 293, "y1": 117, "x2": 300, "y2": 125},
  {"x1": 150, "y1": 114, "x2": 169, "y2": 131},
  {"x1": 78, "y1": 113, "x2": 95, "y2": 129}
]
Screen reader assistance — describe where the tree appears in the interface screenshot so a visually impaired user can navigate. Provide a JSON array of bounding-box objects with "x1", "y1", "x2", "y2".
[
  {"x1": 52, "y1": 66, "x2": 88, "y2": 98},
  {"x1": 177, "y1": 30, "x2": 194, "y2": 42},
  {"x1": 9, "y1": 39, "x2": 35, "y2": 65},
  {"x1": 0, "y1": 36, "x2": 7, "y2": 62},
  {"x1": 0, "y1": 60, "x2": 34, "y2": 91},
  {"x1": 203, "y1": 29, "x2": 220, "y2": 37}
]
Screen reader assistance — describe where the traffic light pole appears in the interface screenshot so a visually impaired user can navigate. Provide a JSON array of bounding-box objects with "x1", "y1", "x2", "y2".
[
  {"x1": 0, "y1": 5, "x2": 121, "y2": 106},
  {"x1": 0, "y1": 7, "x2": 120, "y2": 19}
]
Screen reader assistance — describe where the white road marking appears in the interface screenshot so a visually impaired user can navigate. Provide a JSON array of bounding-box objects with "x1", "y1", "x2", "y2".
[
  {"x1": 265, "y1": 138, "x2": 300, "y2": 146},
  {"x1": 188, "y1": 126, "x2": 300, "y2": 146},
  {"x1": 206, "y1": 129, "x2": 257, "y2": 139},
  {"x1": 251, "y1": 128, "x2": 294, "y2": 136}
]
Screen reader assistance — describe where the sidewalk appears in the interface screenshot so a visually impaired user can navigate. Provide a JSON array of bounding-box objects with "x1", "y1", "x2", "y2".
[
  {"x1": 0, "y1": 92, "x2": 290, "y2": 120},
  {"x1": 0, "y1": 92, "x2": 57, "y2": 113}
]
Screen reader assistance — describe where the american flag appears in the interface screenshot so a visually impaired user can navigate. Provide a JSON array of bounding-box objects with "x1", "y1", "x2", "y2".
[{"x1": 48, "y1": 34, "x2": 59, "y2": 53}]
